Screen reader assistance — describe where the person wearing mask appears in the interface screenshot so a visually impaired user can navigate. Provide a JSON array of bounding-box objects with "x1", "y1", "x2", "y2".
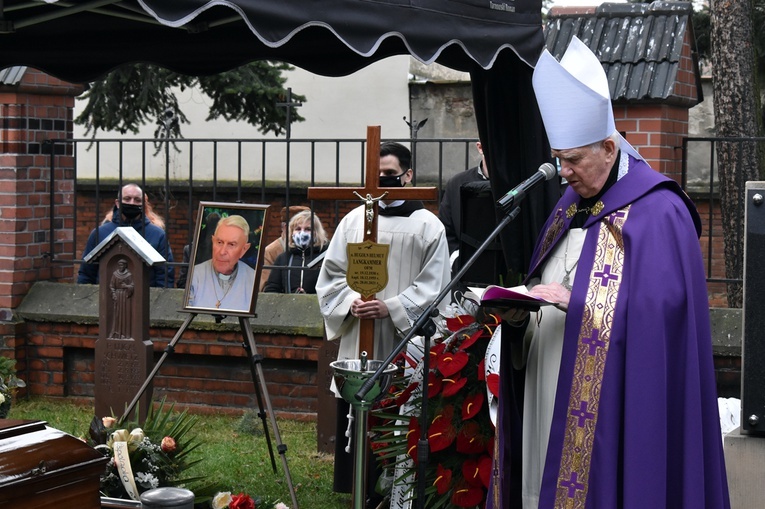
[
  {"x1": 488, "y1": 37, "x2": 729, "y2": 509},
  {"x1": 78, "y1": 183, "x2": 174, "y2": 288},
  {"x1": 316, "y1": 141, "x2": 451, "y2": 505},
  {"x1": 188, "y1": 215, "x2": 256, "y2": 311},
  {"x1": 260, "y1": 205, "x2": 310, "y2": 291},
  {"x1": 263, "y1": 210, "x2": 329, "y2": 294}
]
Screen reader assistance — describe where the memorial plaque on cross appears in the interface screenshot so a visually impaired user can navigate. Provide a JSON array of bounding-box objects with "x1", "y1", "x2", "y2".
[{"x1": 308, "y1": 126, "x2": 438, "y2": 358}]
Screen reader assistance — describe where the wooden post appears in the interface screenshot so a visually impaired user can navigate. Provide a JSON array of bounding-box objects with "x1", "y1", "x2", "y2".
[{"x1": 308, "y1": 126, "x2": 437, "y2": 358}]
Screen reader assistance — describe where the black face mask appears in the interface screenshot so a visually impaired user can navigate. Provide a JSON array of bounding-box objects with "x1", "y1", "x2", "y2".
[
  {"x1": 379, "y1": 172, "x2": 406, "y2": 188},
  {"x1": 120, "y1": 203, "x2": 143, "y2": 220}
]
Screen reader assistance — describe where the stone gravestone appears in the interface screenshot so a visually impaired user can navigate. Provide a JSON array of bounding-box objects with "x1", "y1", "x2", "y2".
[{"x1": 83, "y1": 227, "x2": 166, "y2": 423}]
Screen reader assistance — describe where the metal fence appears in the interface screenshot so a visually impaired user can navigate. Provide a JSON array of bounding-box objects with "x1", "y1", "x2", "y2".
[
  {"x1": 47, "y1": 135, "x2": 756, "y2": 293},
  {"x1": 49, "y1": 136, "x2": 479, "y2": 286},
  {"x1": 682, "y1": 136, "x2": 765, "y2": 290}
]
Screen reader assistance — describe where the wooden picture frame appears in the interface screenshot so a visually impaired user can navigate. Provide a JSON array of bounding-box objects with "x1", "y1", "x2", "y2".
[{"x1": 182, "y1": 202, "x2": 269, "y2": 316}]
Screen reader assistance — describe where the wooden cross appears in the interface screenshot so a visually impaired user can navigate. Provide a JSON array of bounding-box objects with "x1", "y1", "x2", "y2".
[{"x1": 308, "y1": 126, "x2": 438, "y2": 358}]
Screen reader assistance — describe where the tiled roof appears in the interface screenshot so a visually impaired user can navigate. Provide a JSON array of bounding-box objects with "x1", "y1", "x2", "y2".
[{"x1": 544, "y1": 1, "x2": 701, "y2": 105}]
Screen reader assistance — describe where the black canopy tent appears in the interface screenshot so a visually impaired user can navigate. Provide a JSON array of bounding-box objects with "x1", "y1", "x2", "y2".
[{"x1": 1, "y1": 0, "x2": 557, "y2": 280}]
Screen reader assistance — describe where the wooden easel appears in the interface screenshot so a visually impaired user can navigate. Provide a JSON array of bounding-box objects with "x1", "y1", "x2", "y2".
[{"x1": 121, "y1": 313, "x2": 300, "y2": 509}]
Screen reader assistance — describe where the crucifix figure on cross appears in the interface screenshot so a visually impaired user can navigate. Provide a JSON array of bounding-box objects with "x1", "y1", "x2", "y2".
[{"x1": 311, "y1": 126, "x2": 451, "y2": 361}]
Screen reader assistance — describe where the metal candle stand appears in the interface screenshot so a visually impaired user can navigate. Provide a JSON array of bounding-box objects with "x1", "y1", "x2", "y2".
[{"x1": 330, "y1": 352, "x2": 398, "y2": 509}]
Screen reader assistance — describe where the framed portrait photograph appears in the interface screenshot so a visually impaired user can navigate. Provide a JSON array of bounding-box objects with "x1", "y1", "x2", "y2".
[{"x1": 182, "y1": 202, "x2": 269, "y2": 316}]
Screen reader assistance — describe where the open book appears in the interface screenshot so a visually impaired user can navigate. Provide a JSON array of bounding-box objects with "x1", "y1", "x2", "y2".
[{"x1": 467, "y1": 285, "x2": 553, "y2": 311}]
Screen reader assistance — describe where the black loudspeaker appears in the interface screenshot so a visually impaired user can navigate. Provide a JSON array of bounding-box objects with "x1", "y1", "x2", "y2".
[{"x1": 457, "y1": 181, "x2": 507, "y2": 287}]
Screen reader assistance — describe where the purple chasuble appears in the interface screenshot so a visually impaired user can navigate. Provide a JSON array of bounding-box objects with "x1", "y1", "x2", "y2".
[{"x1": 488, "y1": 155, "x2": 730, "y2": 508}]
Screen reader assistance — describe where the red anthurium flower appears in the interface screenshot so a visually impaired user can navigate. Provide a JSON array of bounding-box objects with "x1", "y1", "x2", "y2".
[
  {"x1": 477, "y1": 358, "x2": 486, "y2": 381},
  {"x1": 450, "y1": 480, "x2": 485, "y2": 507},
  {"x1": 462, "y1": 458, "x2": 483, "y2": 487},
  {"x1": 438, "y1": 350, "x2": 469, "y2": 377},
  {"x1": 461, "y1": 455, "x2": 493, "y2": 488},
  {"x1": 446, "y1": 315, "x2": 475, "y2": 332},
  {"x1": 477, "y1": 454, "x2": 493, "y2": 488},
  {"x1": 441, "y1": 374, "x2": 468, "y2": 397},
  {"x1": 430, "y1": 341, "x2": 447, "y2": 358},
  {"x1": 428, "y1": 411, "x2": 456, "y2": 452},
  {"x1": 483, "y1": 313, "x2": 501, "y2": 327},
  {"x1": 461, "y1": 392, "x2": 484, "y2": 420},
  {"x1": 376, "y1": 385, "x2": 397, "y2": 409},
  {"x1": 407, "y1": 417, "x2": 421, "y2": 463},
  {"x1": 395, "y1": 381, "x2": 419, "y2": 407},
  {"x1": 393, "y1": 351, "x2": 419, "y2": 370},
  {"x1": 457, "y1": 329, "x2": 484, "y2": 351},
  {"x1": 427, "y1": 371, "x2": 443, "y2": 398},
  {"x1": 456, "y1": 420, "x2": 488, "y2": 455},
  {"x1": 486, "y1": 372, "x2": 500, "y2": 397},
  {"x1": 433, "y1": 463, "x2": 453, "y2": 495}
]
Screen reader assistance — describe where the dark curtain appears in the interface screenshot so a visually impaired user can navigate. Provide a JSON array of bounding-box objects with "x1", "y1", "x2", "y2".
[
  {"x1": 471, "y1": 49, "x2": 560, "y2": 283},
  {"x1": 470, "y1": 48, "x2": 559, "y2": 509}
]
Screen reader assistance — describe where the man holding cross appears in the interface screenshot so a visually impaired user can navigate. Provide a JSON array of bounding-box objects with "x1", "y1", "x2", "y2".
[
  {"x1": 315, "y1": 140, "x2": 451, "y2": 499},
  {"x1": 317, "y1": 141, "x2": 450, "y2": 365}
]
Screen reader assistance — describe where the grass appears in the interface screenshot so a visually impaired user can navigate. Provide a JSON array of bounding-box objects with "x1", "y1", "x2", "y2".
[{"x1": 9, "y1": 397, "x2": 351, "y2": 509}]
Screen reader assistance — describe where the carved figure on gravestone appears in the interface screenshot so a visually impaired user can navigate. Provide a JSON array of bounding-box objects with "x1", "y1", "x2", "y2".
[
  {"x1": 314, "y1": 141, "x2": 451, "y2": 496},
  {"x1": 188, "y1": 215, "x2": 256, "y2": 311},
  {"x1": 78, "y1": 183, "x2": 175, "y2": 288},
  {"x1": 109, "y1": 259, "x2": 134, "y2": 339}
]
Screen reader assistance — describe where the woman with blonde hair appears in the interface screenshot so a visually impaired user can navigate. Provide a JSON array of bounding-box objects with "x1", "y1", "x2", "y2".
[{"x1": 263, "y1": 210, "x2": 329, "y2": 294}]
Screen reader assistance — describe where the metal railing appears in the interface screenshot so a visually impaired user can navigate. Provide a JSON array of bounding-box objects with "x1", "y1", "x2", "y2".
[
  {"x1": 48, "y1": 137, "x2": 479, "y2": 287},
  {"x1": 44, "y1": 135, "x2": 755, "y2": 293},
  {"x1": 682, "y1": 136, "x2": 765, "y2": 288}
]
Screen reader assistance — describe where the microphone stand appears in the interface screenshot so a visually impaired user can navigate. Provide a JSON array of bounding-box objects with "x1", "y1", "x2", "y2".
[{"x1": 355, "y1": 204, "x2": 522, "y2": 509}]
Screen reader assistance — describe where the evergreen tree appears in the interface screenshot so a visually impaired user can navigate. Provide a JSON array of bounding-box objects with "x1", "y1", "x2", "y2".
[
  {"x1": 75, "y1": 61, "x2": 305, "y2": 139},
  {"x1": 709, "y1": 0, "x2": 763, "y2": 307}
]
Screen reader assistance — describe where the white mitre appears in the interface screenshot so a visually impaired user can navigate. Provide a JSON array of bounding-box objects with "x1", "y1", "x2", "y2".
[{"x1": 532, "y1": 36, "x2": 642, "y2": 160}]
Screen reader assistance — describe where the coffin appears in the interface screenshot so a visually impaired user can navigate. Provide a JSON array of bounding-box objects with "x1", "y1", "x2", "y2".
[{"x1": 0, "y1": 419, "x2": 108, "y2": 509}]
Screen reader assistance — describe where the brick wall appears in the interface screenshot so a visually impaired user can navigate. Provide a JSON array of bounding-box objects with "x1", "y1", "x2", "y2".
[
  {"x1": 21, "y1": 315, "x2": 322, "y2": 421},
  {"x1": 0, "y1": 69, "x2": 84, "y2": 313},
  {"x1": 613, "y1": 103, "x2": 690, "y2": 183},
  {"x1": 10, "y1": 299, "x2": 742, "y2": 421}
]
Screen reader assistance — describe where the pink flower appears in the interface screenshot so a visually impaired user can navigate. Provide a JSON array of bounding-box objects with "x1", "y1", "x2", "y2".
[
  {"x1": 160, "y1": 436, "x2": 176, "y2": 454},
  {"x1": 102, "y1": 416, "x2": 117, "y2": 428}
]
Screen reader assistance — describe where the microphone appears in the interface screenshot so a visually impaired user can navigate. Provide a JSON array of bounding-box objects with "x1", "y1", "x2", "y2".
[{"x1": 496, "y1": 162, "x2": 558, "y2": 211}]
